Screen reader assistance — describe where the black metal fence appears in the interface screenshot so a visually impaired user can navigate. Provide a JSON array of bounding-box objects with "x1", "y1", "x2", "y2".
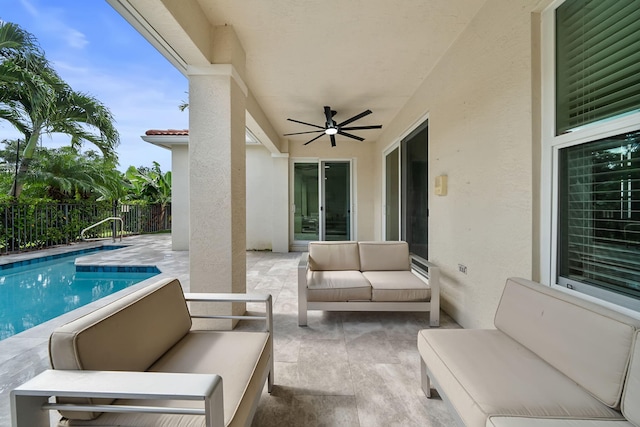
[{"x1": 0, "y1": 202, "x2": 171, "y2": 254}]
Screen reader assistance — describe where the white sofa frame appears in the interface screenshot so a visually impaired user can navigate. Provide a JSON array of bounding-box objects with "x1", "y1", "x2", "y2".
[
  {"x1": 11, "y1": 292, "x2": 273, "y2": 427},
  {"x1": 298, "y1": 252, "x2": 440, "y2": 327}
]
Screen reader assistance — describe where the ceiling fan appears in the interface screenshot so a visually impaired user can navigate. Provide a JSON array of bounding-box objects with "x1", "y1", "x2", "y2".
[{"x1": 284, "y1": 106, "x2": 382, "y2": 147}]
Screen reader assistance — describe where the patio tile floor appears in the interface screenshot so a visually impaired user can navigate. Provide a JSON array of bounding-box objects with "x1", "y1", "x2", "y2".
[{"x1": 0, "y1": 234, "x2": 459, "y2": 426}]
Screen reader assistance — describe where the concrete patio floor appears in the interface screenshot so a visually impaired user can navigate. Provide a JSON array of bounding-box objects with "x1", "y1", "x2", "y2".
[{"x1": 0, "y1": 234, "x2": 459, "y2": 426}]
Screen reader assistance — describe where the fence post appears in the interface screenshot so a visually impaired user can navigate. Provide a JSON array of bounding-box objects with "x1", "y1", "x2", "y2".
[{"x1": 112, "y1": 200, "x2": 118, "y2": 242}]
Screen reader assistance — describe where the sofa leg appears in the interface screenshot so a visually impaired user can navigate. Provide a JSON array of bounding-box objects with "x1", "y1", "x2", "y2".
[
  {"x1": 298, "y1": 307, "x2": 307, "y2": 327},
  {"x1": 268, "y1": 360, "x2": 274, "y2": 393},
  {"x1": 429, "y1": 308, "x2": 440, "y2": 328},
  {"x1": 11, "y1": 393, "x2": 50, "y2": 427},
  {"x1": 421, "y1": 359, "x2": 432, "y2": 398}
]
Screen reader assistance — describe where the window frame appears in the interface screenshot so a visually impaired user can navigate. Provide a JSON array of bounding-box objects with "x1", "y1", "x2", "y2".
[{"x1": 541, "y1": 0, "x2": 640, "y2": 314}]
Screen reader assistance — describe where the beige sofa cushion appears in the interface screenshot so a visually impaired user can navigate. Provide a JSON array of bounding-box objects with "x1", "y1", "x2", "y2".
[
  {"x1": 362, "y1": 271, "x2": 430, "y2": 302},
  {"x1": 358, "y1": 241, "x2": 411, "y2": 271},
  {"x1": 308, "y1": 241, "x2": 360, "y2": 271},
  {"x1": 486, "y1": 418, "x2": 633, "y2": 427},
  {"x1": 49, "y1": 278, "x2": 192, "y2": 420},
  {"x1": 306, "y1": 270, "x2": 371, "y2": 301},
  {"x1": 622, "y1": 331, "x2": 640, "y2": 427},
  {"x1": 494, "y1": 278, "x2": 640, "y2": 409},
  {"x1": 418, "y1": 329, "x2": 622, "y2": 427},
  {"x1": 60, "y1": 332, "x2": 271, "y2": 427}
]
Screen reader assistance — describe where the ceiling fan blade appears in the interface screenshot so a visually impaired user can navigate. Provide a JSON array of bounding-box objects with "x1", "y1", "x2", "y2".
[
  {"x1": 338, "y1": 131, "x2": 365, "y2": 141},
  {"x1": 303, "y1": 133, "x2": 326, "y2": 145},
  {"x1": 330, "y1": 134, "x2": 336, "y2": 147},
  {"x1": 283, "y1": 130, "x2": 325, "y2": 136},
  {"x1": 337, "y1": 109, "x2": 372, "y2": 127},
  {"x1": 340, "y1": 125, "x2": 383, "y2": 131},
  {"x1": 324, "y1": 106, "x2": 336, "y2": 127},
  {"x1": 287, "y1": 118, "x2": 326, "y2": 130}
]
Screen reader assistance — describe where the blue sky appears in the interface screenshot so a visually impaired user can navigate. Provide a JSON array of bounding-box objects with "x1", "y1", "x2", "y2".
[{"x1": 0, "y1": 0, "x2": 189, "y2": 172}]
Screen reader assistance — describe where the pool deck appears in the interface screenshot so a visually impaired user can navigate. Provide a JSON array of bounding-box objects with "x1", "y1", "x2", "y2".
[{"x1": 0, "y1": 234, "x2": 458, "y2": 427}]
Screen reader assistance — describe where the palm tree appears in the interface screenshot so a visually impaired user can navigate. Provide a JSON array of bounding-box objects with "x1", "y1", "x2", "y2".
[
  {"x1": 22, "y1": 147, "x2": 122, "y2": 201},
  {"x1": 0, "y1": 22, "x2": 51, "y2": 120},
  {"x1": 0, "y1": 22, "x2": 120, "y2": 198},
  {"x1": 125, "y1": 162, "x2": 171, "y2": 204},
  {"x1": 0, "y1": 21, "x2": 41, "y2": 69},
  {"x1": 125, "y1": 162, "x2": 171, "y2": 227}
]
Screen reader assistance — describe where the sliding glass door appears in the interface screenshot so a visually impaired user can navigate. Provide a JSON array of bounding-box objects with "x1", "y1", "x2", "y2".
[
  {"x1": 293, "y1": 161, "x2": 352, "y2": 244},
  {"x1": 293, "y1": 163, "x2": 320, "y2": 241},
  {"x1": 323, "y1": 161, "x2": 351, "y2": 241},
  {"x1": 384, "y1": 121, "x2": 429, "y2": 258}
]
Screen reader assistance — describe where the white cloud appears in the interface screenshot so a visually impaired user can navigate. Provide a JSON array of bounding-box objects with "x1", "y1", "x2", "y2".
[
  {"x1": 63, "y1": 28, "x2": 88, "y2": 49},
  {"x1": 19, "y1": 0, "x2": 39, "y2": 18},
  {"x1": 18, "y1": 0, "x2": 89, "y2": 51}
]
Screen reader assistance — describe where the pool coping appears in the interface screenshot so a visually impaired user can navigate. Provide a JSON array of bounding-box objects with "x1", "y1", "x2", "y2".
[{"x1": 0, "y1": 244, "x2": 127, "y2": 270}]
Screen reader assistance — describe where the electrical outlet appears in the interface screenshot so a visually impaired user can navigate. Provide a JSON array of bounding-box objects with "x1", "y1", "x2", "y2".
[{"x1": 458, "y1": 264, "x2": 467, "y2": 274}]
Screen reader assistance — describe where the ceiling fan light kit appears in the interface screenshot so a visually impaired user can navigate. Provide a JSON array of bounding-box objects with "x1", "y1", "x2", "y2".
[{"x1": 284, "y1": 106, "x2": 382, "y2": 147}]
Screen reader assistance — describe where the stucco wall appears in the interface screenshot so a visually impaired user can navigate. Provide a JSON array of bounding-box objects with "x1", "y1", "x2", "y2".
[
  {"x1": 288, "y1": 138, "x2": 376, "y2": 241},
  {"x1": 375, "y1": 0, "x2": 539, "y2": 329},
  {"x1": 246, "y1": 144, "x2": 274, "y2": 250}
]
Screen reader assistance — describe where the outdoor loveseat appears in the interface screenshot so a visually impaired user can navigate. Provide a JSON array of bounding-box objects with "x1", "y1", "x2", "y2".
[
  {"x1": 418, "y1": 277, "x2": 640, "y2": 427},
  {"x1": 11, "y1": 277, "x2": 273, "y2": 427},
  {"x1": 298, "y1": 241, "x2": 440, "y2": 327}
]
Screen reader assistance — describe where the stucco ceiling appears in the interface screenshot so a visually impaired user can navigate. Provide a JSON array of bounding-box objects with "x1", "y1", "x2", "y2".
[
  {"x1": 116, "y1": 0, "x2": 487, "y2": 147},
  {"x1": 195, "y1": 0, "x2": 486, "y2": 146}
]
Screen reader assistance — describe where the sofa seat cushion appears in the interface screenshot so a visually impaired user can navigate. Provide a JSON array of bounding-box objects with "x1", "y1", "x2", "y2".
[
  {"x1": 60, "y1": 331, "x2": 271, "y2": 427},
  {"x1": 486, "y1": 418, "x2": 632, "y2": 427},
  {"x1": 362, "y1": 271, "x2": 430, "y2": 302},
  {"x1": 306, "y1": 270, "x2": 372, "y2": 301},
  {"x1": 418, "y1": 329, "x2": 622, "y2": 427}
]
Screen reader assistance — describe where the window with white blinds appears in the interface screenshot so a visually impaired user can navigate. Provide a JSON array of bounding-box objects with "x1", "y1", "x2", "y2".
[
  {"x1": 555, "y1": 0, "x2": 640, "y2": 135},
  {"x1": 558, "y1": 130, "x2": 640, "y2": 300}
]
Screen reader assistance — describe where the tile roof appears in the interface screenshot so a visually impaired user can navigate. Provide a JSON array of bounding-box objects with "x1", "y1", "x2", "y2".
[{"x1": 145, "y1": 129, "x2": 189, "y2": 136}]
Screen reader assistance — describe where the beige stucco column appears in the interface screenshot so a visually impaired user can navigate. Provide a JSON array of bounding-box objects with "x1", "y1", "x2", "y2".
[
  {"x1": 187, "y1": 65, "x2": 247, "y2": 314},
  {"x1": 171, "y1": 144, "x2": 189, "y2": 250},
  {"x1": 139, "y1": 134, "x2": 189, "y2": 251},
  {"x1": 271, "y1": 153, "x2": 290, "y2": 252}
]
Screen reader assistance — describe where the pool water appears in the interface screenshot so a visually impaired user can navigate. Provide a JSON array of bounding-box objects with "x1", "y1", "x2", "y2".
[{"x1": 0, "y1": 248, "x2": 159, "y2": 340}]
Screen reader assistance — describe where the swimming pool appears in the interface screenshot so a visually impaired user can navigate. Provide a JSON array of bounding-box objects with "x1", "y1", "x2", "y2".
[{"x1": 0, "y1": 246, "x2": 160, "y2": 340}]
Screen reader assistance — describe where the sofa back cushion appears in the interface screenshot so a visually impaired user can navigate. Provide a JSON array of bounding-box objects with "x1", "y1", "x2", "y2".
[
  {"x1": 358, "y1": 241, "x2": 410, "y2": 272},
  {"x1": 494, "y1": 277, "x2": 640, "y2": 409},
  {"x1": 49, "y1": 277, "x2": 192, "y2": 419},
  {"x1": 308, "y1": 241, "x2": 360, "y2": 271},
  {"x1": 622, "y1": 331, "x2": 640, "y2": 426}
]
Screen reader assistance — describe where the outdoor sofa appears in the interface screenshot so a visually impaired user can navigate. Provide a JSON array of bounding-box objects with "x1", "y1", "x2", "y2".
[
  {"x1": 11, "y1": 277, "x2": 273, "y2": 427},
  {"x1": 418, "y1": 277, "x2": 640, "y2": 427},
  {"x1": 298, "y1": 241, "x2": 440, "y2": 327}
]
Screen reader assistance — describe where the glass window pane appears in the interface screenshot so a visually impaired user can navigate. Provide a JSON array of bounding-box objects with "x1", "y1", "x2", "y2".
[
  {"x1": 403, "y1": 124, "x2": 429, "y2": 259},
  {"x1": 386, "y1": 148, "x2": 400, "y2": 241},
  {"x1": 324, "y1": 162, "x2": 350, "y2": 241},
  {"x1": 555, "y1": 0, "x2": 640, "y2": 134},
  {"x1": 293, "y1": 163, "x2": 319, "y2": 241},
  {"x1": 558, "y1": 130, "x2": 640, "y2": 300}
]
